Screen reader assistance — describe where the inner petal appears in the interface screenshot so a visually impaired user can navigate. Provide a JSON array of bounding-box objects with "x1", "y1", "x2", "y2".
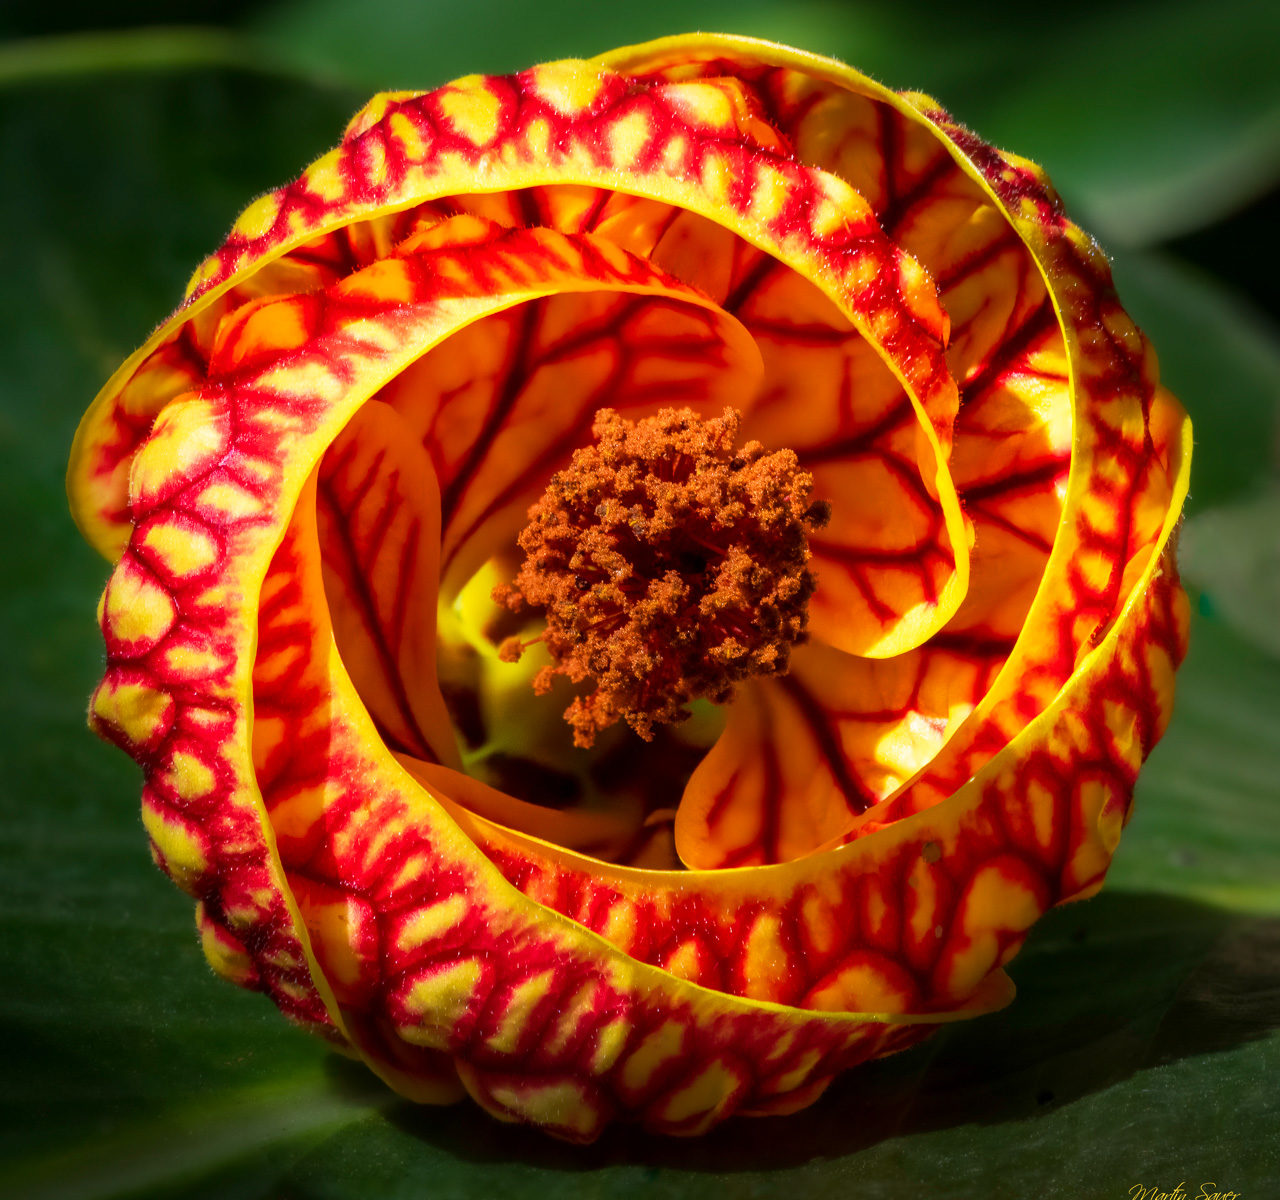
[
  {"x1": 346, "y1": 199, "x2": 971, "y2": 864},
  {"x1": 315, "y1": 399, "x2": 459, "y2": 768},
  {"x1": 689, "y1": 231, "x2": 969, "y2": 659},
  {"x1": 609, "y1": 57, "x2": 1073, "y2": 689},
  {"x1": 675, "y1": 639, "x2": 983, "y2": 868},
  {"x1": 225, "y1": 169, "x2": 975, "y2": 877},
  {"x1": 542, "y1": 62, "x2": 1076, "y2": 867},
  {"x1": 374, "y1": 281, "x2": 762, "y2": 598},
  {"x1": 305, "y1": 236, "x2": 762, "y2": 855},
  {"x1": 389, "y1": 189, "x2": 969, "y2": 657}
]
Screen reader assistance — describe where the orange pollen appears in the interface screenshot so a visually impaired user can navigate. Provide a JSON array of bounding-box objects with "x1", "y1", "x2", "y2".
[{"x1": 493, "y1": 407, "x2": 830, "y2": 748}]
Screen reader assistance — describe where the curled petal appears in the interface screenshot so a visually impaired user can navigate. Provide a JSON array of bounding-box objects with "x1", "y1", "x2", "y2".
[{"x1": 70, "y1": 36, "x2": 1190, "y2": 1139}]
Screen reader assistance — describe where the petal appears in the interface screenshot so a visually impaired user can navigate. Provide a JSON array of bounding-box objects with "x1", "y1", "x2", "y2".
[
  {"x1": 258, "y1": 474, "x2": 1007, "y2": 1138},
  {"x1": 843, "y1": 102, "x2": 1193, "y2": 833},
  {"x1": 601, "y1": 32, "x2": 1190, "y2": 851},
  {"x1": 313, "y1": 398, "x2": 459, "y2": 766},
  {"x1": 678, "y1": 234, "x2": 970, "y2": 657},
  {"x1": 602, "y1": 38, "x2": 1073, "y2": 663},
  {"x1": 440, "y1": 513, "x2": 1187, "y2": 1013},
  {"x1": 253, "y1": 479, "x2": 466, "y2": 1102},
  {"x1": 394, "y1": 753, "x2": 647, "y2": 863},
  {"x1": 69, "y1": 60, "x2": 972, "y2": 657},
  {"x1": 409, "y1": 42, "x2": 1191, "y2": 1016},
  {"x1": 674, "y1": 641, "x2": 968, "y2": 868}
]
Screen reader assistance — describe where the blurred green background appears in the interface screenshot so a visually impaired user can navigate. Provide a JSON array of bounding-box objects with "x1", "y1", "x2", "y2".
[{"x1": 1, "y1": 1, "x2": 1277, "y2": 1197}]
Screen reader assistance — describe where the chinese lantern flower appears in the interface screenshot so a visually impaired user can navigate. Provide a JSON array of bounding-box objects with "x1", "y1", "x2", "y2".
[{"x1": 67, "y1": 34, "x2": 1190, "y2": 1140}]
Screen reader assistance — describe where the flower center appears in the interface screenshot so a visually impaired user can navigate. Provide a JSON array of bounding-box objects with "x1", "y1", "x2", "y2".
[{"x1": 493, "y1": 407, "x2": 830, "y2": 747}]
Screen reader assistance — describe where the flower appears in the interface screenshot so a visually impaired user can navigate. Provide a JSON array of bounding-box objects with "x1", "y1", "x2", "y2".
[{"x1": 67, "y1": 34, "x2": 1190, "y2": 1140}]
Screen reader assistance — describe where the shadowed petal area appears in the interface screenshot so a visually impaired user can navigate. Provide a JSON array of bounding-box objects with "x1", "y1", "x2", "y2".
[
  {"x1": 395, "y1": 753, "x2": 646, "y2": 864},
  {"x1": 316, "y1": 399, "x2": 459, "y2": 768}
]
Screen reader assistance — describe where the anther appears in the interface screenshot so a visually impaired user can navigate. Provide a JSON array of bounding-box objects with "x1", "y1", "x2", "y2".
[{"x1": 493, "y1": 407, "x2": 829, "y2": 748}]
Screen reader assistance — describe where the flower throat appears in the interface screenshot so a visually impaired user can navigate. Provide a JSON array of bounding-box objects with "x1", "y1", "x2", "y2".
[{"x1": 494, "y1": 407, "x2": 830, "y2": 747}]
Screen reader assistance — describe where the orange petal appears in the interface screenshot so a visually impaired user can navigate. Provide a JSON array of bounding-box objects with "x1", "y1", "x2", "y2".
[
  {"x1": 376, "y1": 279, "x2": 762, "y2": 595},
  {"x1": 602, "y1": 31, "x2": 1189, "y2": 852},
  {"x1": 313, "y1": 399, "x2": 458, "y2": 766},
  {"x1": 839, "y1": 104, "x2": 1192, "y2": 833},
  {"x1": 675, "y1": 640, "x2": 980, "y2": 867},
  {"x1": 79, "y1": 198, "x2": 984, "y2": 1135},
  {"x1": 445, "y1": 528, "x2": 1187, "y2": 1013}
]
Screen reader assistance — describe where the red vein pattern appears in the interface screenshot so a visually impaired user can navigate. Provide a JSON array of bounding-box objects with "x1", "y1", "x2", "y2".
[
  {"x1": 316, "y1": 400, "x2": 457, "y2": 766},
  {"x1": 70, "y1": 36, "x2": 1190, "y2": 1139}
]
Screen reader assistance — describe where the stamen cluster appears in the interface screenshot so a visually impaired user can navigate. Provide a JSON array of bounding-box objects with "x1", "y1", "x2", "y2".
[{"x1": 494, "y1": 406, "x2": 830, "y2": 747}]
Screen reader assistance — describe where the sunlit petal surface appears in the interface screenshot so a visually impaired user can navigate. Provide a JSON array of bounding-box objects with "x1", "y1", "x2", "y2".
[{"x1": 69, "y1": 35, "x2": 1190, "y2": 1139}]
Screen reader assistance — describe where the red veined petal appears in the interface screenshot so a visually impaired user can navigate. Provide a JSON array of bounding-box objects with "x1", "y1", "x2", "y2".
[
  {"x1": 314, "y1": 399, "x2": 459, "y2": 767},
  {"x1": 601, "y1": 32, "x2": 1189, "y2": 852},
  {"x1": 675, "y1": 641, "x2": 969, "y2": 868},
  {"x1": 69, "y1": 61, "x2": 972, "y2": 658},
  {"x1": 82, "y1": 206, "x2": 984, "y2": 1137}
]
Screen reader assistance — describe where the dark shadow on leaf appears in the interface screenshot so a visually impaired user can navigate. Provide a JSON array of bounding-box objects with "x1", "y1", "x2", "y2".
[{"x1": 336, "y1": 888, "x2": 1280, "y2": 1176}]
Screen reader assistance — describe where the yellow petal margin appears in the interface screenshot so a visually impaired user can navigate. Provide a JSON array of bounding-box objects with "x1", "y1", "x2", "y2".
[{"x1": 68, "y1": 34, "x2": 1189, "y2": 1140}]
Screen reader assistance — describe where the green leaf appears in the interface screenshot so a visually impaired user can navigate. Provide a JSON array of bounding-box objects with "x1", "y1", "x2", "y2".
[
  {"x1": 2, "y1": 53, "x2": 1277, "y2": 1200},
  {"x1": 241, "y1": 0, "x2": 899, "y2": 93},
  {"x1": 1109, "y1": 616, "x2": 1280, "y2": 913},
  {"x1": 0, "y1": 64, "x2": 362, "y2": 1188},
  {"x1": 1179, "y1": 490, "x2": 1280, "y2": 662},
  {"x1": 0, "y1": 28, "x2": 298, "y2": 88},
  {"x1": 1109, "y1": 250, "x2": 1280, "y2": 514}
]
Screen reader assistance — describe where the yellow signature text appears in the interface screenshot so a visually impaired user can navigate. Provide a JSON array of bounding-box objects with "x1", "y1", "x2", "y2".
[{"x1": 1129, "y1": 1185, "x2": 1240, "y2": 1200}]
